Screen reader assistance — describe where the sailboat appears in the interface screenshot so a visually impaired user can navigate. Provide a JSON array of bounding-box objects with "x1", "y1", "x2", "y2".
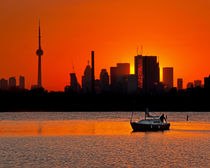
[{"x1": 130, "y1": 108, "x2": 170, "y2": 131}]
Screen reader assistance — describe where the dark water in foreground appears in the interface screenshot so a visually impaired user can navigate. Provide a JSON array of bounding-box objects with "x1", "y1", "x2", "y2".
[{"x1": 0, "y1": 112, "x2": 209, "y2": 168}]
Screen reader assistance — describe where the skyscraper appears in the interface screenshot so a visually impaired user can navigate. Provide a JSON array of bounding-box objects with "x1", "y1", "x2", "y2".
[
  {"x1": 187, "y1": 82, "x2": 193, "y2": 89},
  {"x1": 116, "y1": 63, "x2": 130, "y2": 77},
  {"x1": 177, "y1": 78, "x2": 183, "y2": 91},
  {"x1": 116, "y1": 63, "x2": 130, "y2": 93},
  {"x1": 143, "y1": 56, "x2": 159, "y2": 91},
  {"x1": 110, "y1": 67, "x2": 117, "y2": 87},
  {"x1": 135, "y1": 55, "x2": 159, "y2": 92},
  {"x1": 82, "y1": 62, "x2": 92, "y2": 93},
  {"x1": 9, "y1": 77, "x2": 16, "y2": 88},
  {"x1": 100, "y1": 69, "x2": 109, "y2": 92},
  {"x1": 135, "y1": 55, "x2": 143, "y2": 88},
  {"x1": 19, "y1": 76, "x2": 25, "y2": 89},
  {"x1": 91, "y1": 51, "x2": 95, "y2": 94},
  {"x1": 0, "y1": 79, "x2": 8, "y2": 90},
  {"x1": 163, "y1": 67, "x2": 173, "y2": 90},
  {"x1": 36, "y1": 22, "x2": 43, "y2": 88},
  {"x1": 204, "y1": 75, "x2": 210, "y2": 89},
  {"x1": 194, "y1": 80, "x2": 202, "y2": 87},
  {"x1": 70, "y1": 73, "x2": 80, "y2": 93}
]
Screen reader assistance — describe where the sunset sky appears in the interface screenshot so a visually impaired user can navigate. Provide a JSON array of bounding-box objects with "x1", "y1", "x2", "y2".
[{"x1": 0, "y1": 0, "x2": 209, "y2": 91}]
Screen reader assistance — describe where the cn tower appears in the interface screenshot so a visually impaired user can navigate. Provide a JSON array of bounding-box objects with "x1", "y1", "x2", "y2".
[{"x1": 36, "y1": 22, "x2": 43, "y2": 88}]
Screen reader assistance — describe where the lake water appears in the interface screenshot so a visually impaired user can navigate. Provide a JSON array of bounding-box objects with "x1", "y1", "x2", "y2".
[{"x1": 0, "y1": 112, "x2": 209, "y2": 168}]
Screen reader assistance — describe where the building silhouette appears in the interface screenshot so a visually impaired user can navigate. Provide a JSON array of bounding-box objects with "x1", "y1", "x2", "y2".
[
  {"x1": 110, "y1": 67, "x2": 117, "y2": 90},
  {"x1": 143, "y1": 56, "x2": 159, "y2": 91},
  {"x1": 204, "y1": 75, "x2": 210, "y2": 89},
  {"x1": 9, "y1": 77, "x2": 16, "y2": 88},
  {"x1": 194, "y1": 80, "x2": 202, "y2": 88},
  {"x1": 91, "y1": 51, "x2": 95, "y2": 94},
  {"x1": 135, "y1": 55, "x2": 159, "y2": 92},
  {"x1": 100, "y1": 69, "x2": 109, "y2": 92},
  {"x1": 109, "y1": 63, "x2": 130, "y2": 93},
  {"x1": 187, "y1": 82, "x2": 193, "y2": 89},
  {"x1": 177, "y1": 78, "x2": 183, "y2": 91},
  {"x1": 116, "y1": 63, "x2": 130, "y2": 93},
  {"x1": 135, "y1": 55, "x2": 143, "y2": 88},
  {"x1": 116, "y1": 63, "x2": 130, "y2": 77},
  {"x1": 70, "y1": 73, "x2": 78, "y2": 89},
  {"x1": 163, "y1": 67, "x2": 173, "y2": 90},
  {"x1": 19, "y1": 76, "x2": 25, "y2": 89},
  {"x1": 69, "y1": 73, "x2": 81, "y2": 93},
  {"x1": 36, "y1": 22, "x2": 43, "y2": 88},
  {"x1": 82, "y1": 61, "x2": 92, "y2": 93},
  {"x1": 0, "y1": 79, "x2": 8, "y2": 90}
]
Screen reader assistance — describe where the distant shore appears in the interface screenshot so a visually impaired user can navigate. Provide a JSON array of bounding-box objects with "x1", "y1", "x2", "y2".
[{"x1": 1, "y1": 88, "x2": 210, "y2": 112}]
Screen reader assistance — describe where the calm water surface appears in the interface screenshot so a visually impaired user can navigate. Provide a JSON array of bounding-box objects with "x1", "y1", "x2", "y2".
[{"x1": 0, "y1": 112, "x2": 209, "y2": 168}]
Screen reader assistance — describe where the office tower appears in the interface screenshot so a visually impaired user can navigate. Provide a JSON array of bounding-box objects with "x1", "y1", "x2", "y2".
[
  {"x1": 187, "y1": 82, "x2": 193, "y2": 89},
  {"x1": 9, "y1": 77, "x2": 16, "y2": 88},
  {"x1": 110, "y1": 67, "x2": 117, "y2": 88},
  {"x1": 135, "y1": 55, "x2": 143, "y2": 88},
  {"x1": 115, "y1": 63, "x2": 130, "y2": 93},
  {"x1": 143, "y1": 56, "x2": 159, "y2": 91},
  {"x1": 70, "y1": 73, "x2": 80, "y2": 92},
  {"x1": 177, "y1": 78, "x2": 183, "y2": 91},
  {"x1": 116, "y1": 63, "x2": 130, "y2": 77},
  {"x1": 163, "y1": 67, "x2": 173, "y2": 89},
  {"x1": 70, "y1": 73, "x2": 77, "y2": 88},
  {"x1": 204, "y1": 75, "x2": 210, "y2": 89},
  {"x1": 91, "y1": 51, "x2": 95, "y2": 93},
  {"x1": 135, "y1": 55, "x2": 159, "y2": 91},
  {"x1": 82, "y1": 62, "x2": 92, "y2": 93},
  {"x1": 100, "y1": 69, "x2": 109, "y2": 92},
  {"x1": 0, "y1": 79, "x2": 8, "y2": 90},
  {"x1": 19, "y1": 76, "x2": 25, "y2": 89},
  {"x1": 194, "y1": 80, "x2": 202, "y2": 87},
  {"x1": 36, "y1": 22, "x2": 43, "y2": 88}
]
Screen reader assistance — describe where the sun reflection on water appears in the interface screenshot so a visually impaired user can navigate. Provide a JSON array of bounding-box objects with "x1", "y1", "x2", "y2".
[{"x1": 0, "y1": 120, "x2": 209, "y2": 137}]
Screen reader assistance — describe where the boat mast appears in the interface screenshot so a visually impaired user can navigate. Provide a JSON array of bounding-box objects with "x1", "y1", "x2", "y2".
[
  {"x1": 145, "y1": 108, "x2": 148, "y2": 119},
  {"x1": 130, "y1": 111, "x2": 134, "y2": 122}
]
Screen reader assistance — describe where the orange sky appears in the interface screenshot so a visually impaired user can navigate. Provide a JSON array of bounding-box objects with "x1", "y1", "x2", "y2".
[{"x1": 0, "y1": 0, "x2": 210, "y2": 91}]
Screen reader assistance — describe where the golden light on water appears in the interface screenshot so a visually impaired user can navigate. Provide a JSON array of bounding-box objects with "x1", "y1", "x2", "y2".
[
  {"x1": 0, "y1": 120, "x2": 132, "y2": 136},
  {"x1": 0, "y1": 120, "x2": 209, "y2": 137}
]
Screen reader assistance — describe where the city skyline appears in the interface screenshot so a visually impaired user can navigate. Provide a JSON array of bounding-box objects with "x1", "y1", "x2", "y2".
[
  {"x1": 0, "y1": 0, "x2": 209, "y2": 91},
  {"x1": 0, "y1": 26, "x2": 207, "y2": 92},
  {"x1": 0, "y1": 2, "x2": 209, "y2": 168}
]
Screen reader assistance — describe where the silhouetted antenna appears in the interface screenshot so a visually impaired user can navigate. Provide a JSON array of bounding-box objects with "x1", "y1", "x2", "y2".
[
  {"x1": 72, "y1": 61, "x2": 75, "y2": 73},
  {"x1": 148, "y1": 47, "x2": 152, "y2": 56},
  {"x1": 88, "y1": 60, "x2": 89, "y2": 65},
  {"x1": 145, "y1": 47, "x2": 149, "y2": 56},
  {"x1": 38, "y1": 20, "x2": 41, "y2": 49},
  {"x1": 145, "y1": 47, "x2": 151, "y2": 56},
  {"x1": 140, "y1": 45, "x2": 143, "y2": 55},
  {"x1": 137, "y1": 46, "x2": 139, "y2": 55}
]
